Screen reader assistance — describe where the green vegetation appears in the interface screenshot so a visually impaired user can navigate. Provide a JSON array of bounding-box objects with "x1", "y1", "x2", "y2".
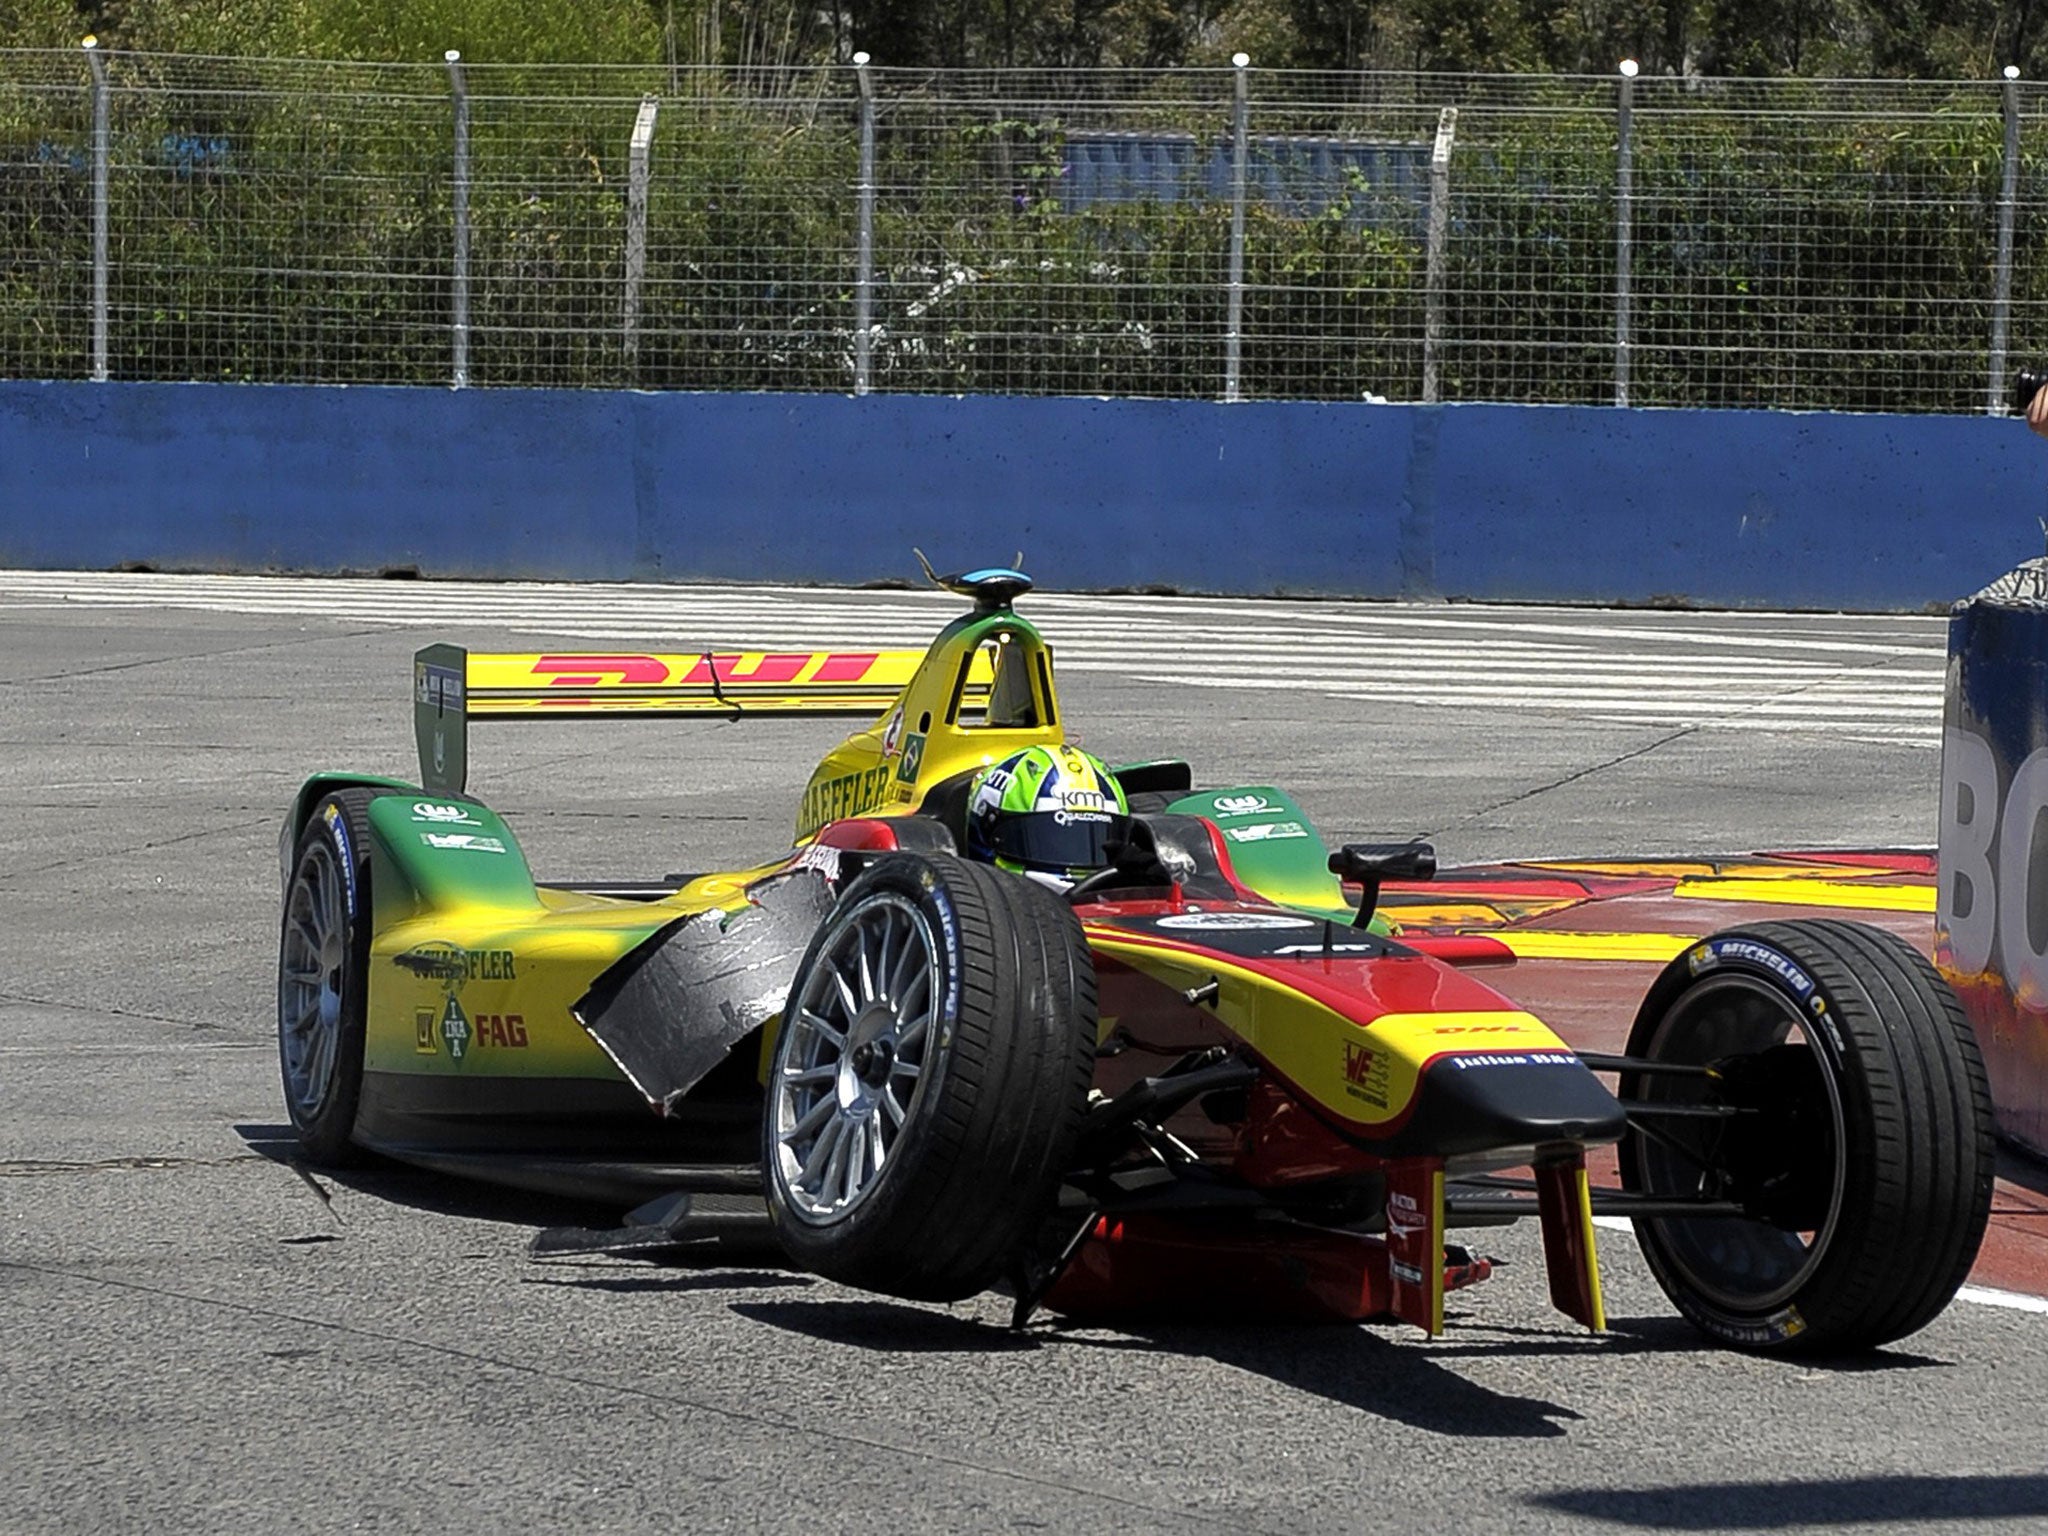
[
  {"x1": 2, "y1": 5, "x2": 2042, "y2": 407},
  {"x1": 6, "y1": 0, "x2": 2047, "y2": 75}
]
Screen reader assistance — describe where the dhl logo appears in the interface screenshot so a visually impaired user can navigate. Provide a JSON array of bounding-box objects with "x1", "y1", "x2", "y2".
[{"x1": 529, "y1": 652, "x2": 883, "y2": 688}]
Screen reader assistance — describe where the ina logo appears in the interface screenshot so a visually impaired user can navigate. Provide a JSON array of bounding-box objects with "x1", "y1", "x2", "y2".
[{"x1": 439, "y1": 996, "x2": 472, "y2": 1061}]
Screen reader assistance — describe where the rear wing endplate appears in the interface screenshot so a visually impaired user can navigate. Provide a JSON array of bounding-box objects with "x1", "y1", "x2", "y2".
[{"x1": 414, "y1": 644, "x2": 987, "y2": 796}]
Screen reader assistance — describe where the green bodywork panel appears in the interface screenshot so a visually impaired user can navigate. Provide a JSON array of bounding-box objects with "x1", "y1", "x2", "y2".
[
  {"x1": 1170, "y1": 785, "x2": 1391, "y2": 935},
  {"x1": 366, "y1": 793, "x2": 544, "y2": 920}
]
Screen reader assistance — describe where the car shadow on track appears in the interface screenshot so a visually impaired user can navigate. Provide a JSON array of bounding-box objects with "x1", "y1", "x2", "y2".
[
  {"x1": 733, "y1": 1299, "x2": 1041, "y2": 1355},
  {"x1": 1995, "y1": 1144, "x2": 2048, "y2": 1202},
  {"x1": 1598, "y1": 1314, "x2": 1948, "y2": 1372},
  {"x1": 524, "y1": 1268, "x2": 807, "y2": 1297},
  {"x1": 235, "y1": 1121, "x2": 630, "y2": 1231},
  {"x1": 1527, "y1": 1472, "x2": 2048, "y2": 1529},
  {"x1": 237, "y1": 1121, "x2": 814, "y2": 1283},
  {"x1": 734, "y1": 1296, "x2": 1588, "y2": 1437}
]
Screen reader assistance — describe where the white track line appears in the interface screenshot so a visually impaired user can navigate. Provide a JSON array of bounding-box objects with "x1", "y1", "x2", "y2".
[
  {"x1": 1593, "y1": 1217, "x2": 2046, "y2": 1315},
  {"x1": 0, "y1": 571, "x2": 1943, "y2": 743}
]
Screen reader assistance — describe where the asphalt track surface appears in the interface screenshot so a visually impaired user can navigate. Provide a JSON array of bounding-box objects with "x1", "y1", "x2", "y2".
[{"x1": 4, "y1": 575, "x2": 2047, "y2": 1535}]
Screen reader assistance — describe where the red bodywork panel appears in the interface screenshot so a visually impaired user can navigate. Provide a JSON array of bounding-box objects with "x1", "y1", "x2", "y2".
[{"x1": 1043, "y1": 1211, "x2": 1493, "y2": 1325}]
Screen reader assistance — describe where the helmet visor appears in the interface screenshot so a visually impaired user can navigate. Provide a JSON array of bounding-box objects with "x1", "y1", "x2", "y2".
[{"x1": 985, "y1": 810, "x2": 1130, "y2": 872}]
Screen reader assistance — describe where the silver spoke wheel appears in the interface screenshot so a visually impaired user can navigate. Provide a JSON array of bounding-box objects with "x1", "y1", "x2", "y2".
[
  {"x1": 278, "y1": 836, "x2": 350, "y2": 1121},
  {"x1": 771, "y1": 892, "x2": 939, "y2": 1224}
]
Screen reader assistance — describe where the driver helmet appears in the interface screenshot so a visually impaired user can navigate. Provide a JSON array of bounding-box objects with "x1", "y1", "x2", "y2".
[{"x1": 966, "y1": 745, "x2": 1130, "y2": 891}]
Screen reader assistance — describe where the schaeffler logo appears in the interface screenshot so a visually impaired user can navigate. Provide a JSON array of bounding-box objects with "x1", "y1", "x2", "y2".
[{"x1": 397, "y1": 943, "x2": 516, "y2": 1065}]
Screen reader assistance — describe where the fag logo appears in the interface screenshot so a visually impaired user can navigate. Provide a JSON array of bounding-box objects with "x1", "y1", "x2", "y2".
[{"x1": 473, "y1": 1013, "x2": 528, "y2": 1049}]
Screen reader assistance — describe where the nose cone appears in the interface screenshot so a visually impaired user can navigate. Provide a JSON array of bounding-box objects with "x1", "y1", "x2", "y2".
[{"x1": 1404, "y1": 1053, "x2": 1627, "y2": 1159}]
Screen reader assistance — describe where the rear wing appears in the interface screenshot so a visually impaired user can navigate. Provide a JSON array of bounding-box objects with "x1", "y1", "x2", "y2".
[{"x1": 413, "y1": 644, "x2": 989, "y2": 795}]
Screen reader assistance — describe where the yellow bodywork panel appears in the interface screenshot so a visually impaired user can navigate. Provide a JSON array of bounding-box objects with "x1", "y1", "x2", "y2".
[
  {"x1": 794, "y1": 616, "x2": 1057, "y2": 841},
  {"x1": 1088, "y1": 931, "x2": 1565, "y2": 1130},
  {"x1": 464, "y1": 648, "x2": 991, "y2": 717},
  {"x1": 367, "y1": 877, "x2": 745, "y2": 1081}
]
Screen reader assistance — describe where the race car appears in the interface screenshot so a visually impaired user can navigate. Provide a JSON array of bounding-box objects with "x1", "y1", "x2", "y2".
[{"x1": 276, "y1": 565, "x2": 1994, "y2": 1353}]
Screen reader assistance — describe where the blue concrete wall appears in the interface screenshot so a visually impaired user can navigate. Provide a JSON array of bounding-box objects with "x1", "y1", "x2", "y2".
[{"x1": 1, "y1": 379, "x2": 2041, "y2": 608}]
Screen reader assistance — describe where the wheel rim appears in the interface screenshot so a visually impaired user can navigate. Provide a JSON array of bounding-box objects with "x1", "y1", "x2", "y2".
[
  {"x1": 771, "y1": 892, "x2": 939, "y2": 1224},
  {"x1": 1632, "y1": 973, "x2": 1848, "y2": 1314},
  {"x1": 278, "y1": 837, "x2": 350, "y2": 1121}
]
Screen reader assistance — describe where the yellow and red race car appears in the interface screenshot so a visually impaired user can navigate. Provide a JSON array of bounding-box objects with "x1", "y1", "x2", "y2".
[{"x1": 277, "y1": 566, "x2": 1992, "y2": 1352}]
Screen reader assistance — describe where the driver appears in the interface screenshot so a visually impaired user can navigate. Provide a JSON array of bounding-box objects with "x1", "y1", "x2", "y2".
[{"x1": 965, "y1": 745, "x2": 1130, "y2": 892}]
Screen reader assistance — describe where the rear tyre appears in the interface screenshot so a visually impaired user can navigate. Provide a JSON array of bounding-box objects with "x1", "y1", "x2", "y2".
[
  {"x1": 277, "y1": 791, "x2": 376, "y2": 1166},
  {"x1": 763, "y1": 854, "x2": 1097, "y2": 1301},
  {"x1": 1620, "y1": 920, "x2": 1993, "y2": 1353}
]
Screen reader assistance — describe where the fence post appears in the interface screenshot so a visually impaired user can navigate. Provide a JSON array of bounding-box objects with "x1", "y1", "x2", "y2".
[
  {"x1": 446, "y1": 50, "x2": 471, "y2": 389},
  {"x1": 623, "y1": 95, "x2": 660, "y2": 381},
  {"x1": 1990, "y1": 66, "x2": 2022, "y2": 414},
  {"x1": 83, "y1": 36, "x2": 108, "y2": 383},
  {"x1": 1224, "y1": 53, "x2": 1250, "y2": 404},
  {"x1": 1422, "y1": 107, "x2": 1458, "y2": 404},
  {"x1": 853, "y1": 53, "x2": 875, "y2": 398},
  {"x1": 1615, "y1": 59, "x2": 1637, "y2": 408}
]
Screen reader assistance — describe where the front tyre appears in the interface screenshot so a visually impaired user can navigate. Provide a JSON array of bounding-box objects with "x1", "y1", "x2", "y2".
[
  {"x1": 1620, "y1": 920, "x2": 1993, "y2": 1353},
  {"x1": 764, "y1": 854, "x2": 1097, "y2": 1301},
  {"x1": 277, "y1": 791, "x2": 375, "y2": 1166}
]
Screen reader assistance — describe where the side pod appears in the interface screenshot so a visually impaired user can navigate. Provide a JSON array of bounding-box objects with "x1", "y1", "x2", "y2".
[{"x1": 574, "y1": 872, "x2": 837, "y2": 1114}]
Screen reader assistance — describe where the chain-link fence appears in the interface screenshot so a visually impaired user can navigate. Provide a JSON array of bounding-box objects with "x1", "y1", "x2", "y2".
[{"x1": 3, "y1": 50, "x2": 2044, "y2": 412}]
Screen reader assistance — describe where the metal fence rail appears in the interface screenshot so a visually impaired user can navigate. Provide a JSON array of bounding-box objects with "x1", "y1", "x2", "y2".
[{"x1": 2, "y1": 51, "x2": 2043, "y2": 412}]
